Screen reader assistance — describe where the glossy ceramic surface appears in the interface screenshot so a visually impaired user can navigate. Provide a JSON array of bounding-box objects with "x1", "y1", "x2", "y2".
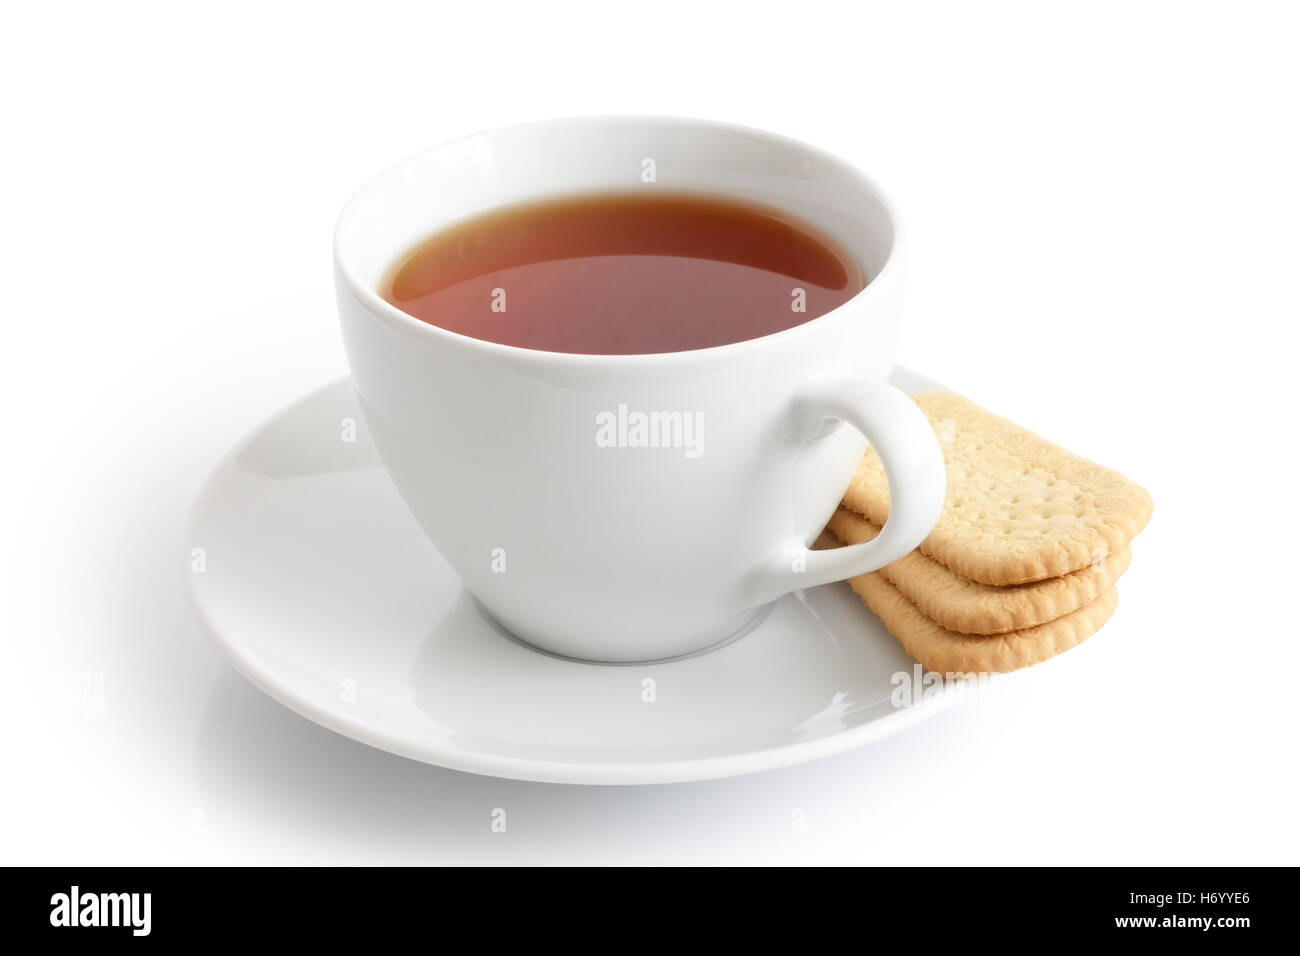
[
  {"x1": 335, "y1": 117, "x2": 946, "y2": 661},
  {"x1": 185, "y1": 368, "x2": 964, "y2": 785}
]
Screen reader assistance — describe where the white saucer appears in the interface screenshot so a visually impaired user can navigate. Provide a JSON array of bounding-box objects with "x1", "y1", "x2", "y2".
[{"x1": 185, "y1": 366, "x2": 965, "y2": 784}]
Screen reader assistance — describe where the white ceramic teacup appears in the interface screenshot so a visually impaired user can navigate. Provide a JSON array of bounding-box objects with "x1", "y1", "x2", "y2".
[{"x1": 335, "y1": 117, "x2": 946, "y2": 663}]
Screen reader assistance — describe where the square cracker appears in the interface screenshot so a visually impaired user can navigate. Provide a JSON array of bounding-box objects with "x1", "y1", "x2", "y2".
[
  {"x1": 843, "y1": 391, "x2": 1153, "y2": 586},
  {"x1": 814, "y1": 536, "x2": 1120, "y2": 674},
  {"x1": 826, "y1": 507, "x2": 1131, "y2": 635},
  {"x1": 851, "y1": 571, "x2": 1118, "y2": 674}
]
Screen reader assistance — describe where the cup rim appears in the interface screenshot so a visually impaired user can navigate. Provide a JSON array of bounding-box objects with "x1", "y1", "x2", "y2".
[{"x1": 333, "y1": 115, "x2": 903, "y2": 365}]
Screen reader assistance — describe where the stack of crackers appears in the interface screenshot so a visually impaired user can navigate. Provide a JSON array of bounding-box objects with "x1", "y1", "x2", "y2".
[{"x1": 819, "y1": 392, "x2": 1152, "y2": 674}]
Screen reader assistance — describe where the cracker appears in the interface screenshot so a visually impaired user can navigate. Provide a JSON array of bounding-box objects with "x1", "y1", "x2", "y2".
[
  {"x1": 812, "y1": 529, "x2": 846, "y2": 552},
  {"x1": 849, "y1": 571, "x2": 1119, "y2": 674},
  {"x1": 825, "y1": 506, "x2": 1131, "y2": 634},
  {"x1": 843, "y1": 391, "x2": 1153, "y2": 585}
]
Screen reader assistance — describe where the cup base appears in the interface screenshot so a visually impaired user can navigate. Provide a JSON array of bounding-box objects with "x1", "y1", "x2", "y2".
[{"x1": 476, "y1": 600, "x2": 775, "y2": 666}]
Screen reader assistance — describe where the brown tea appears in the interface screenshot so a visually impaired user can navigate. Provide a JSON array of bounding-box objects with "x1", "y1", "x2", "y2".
[{"x1": 381, "y1": 192, "x2": 864, "y2": 355}]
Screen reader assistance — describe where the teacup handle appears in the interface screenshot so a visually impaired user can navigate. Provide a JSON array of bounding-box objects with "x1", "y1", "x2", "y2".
[{"x1": 752, "y1": 376, "x2": 946, "y2": 603}]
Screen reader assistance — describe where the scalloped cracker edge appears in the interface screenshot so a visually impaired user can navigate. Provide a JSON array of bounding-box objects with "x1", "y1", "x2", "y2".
[
  {"x1": 850, "y1": 569, "x2": 1119, "y2": 674},
  {"x1": 826, "y1": 507, "x2": 1131, "y2": 634}
]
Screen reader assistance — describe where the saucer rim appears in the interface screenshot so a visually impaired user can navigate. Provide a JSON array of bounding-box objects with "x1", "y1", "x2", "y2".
[{"x1": 184, "y1": 365, "x2": 965, "y2": 785}]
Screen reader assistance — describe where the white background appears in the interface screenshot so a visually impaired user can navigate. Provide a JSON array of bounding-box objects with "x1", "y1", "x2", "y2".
[{"x1": 4, "y1": 1, "x2": 1297, "y2": 865}]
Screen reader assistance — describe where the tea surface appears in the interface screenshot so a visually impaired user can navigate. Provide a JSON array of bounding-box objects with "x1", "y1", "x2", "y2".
[{"x1": 382, "y1": 192, "x2": 864, "y2": 354}]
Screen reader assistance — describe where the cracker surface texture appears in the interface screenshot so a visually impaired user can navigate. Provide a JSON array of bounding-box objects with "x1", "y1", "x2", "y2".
[
  {"x1": 843, "y1": 391, "x2": 1153, "y2": 585},
  {"x1": 850, "y1": 572, "x2": 1119, "y2": 674},
  {"x1": 826, "y1": 507, "x2": 1131, "y2": 634}
]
